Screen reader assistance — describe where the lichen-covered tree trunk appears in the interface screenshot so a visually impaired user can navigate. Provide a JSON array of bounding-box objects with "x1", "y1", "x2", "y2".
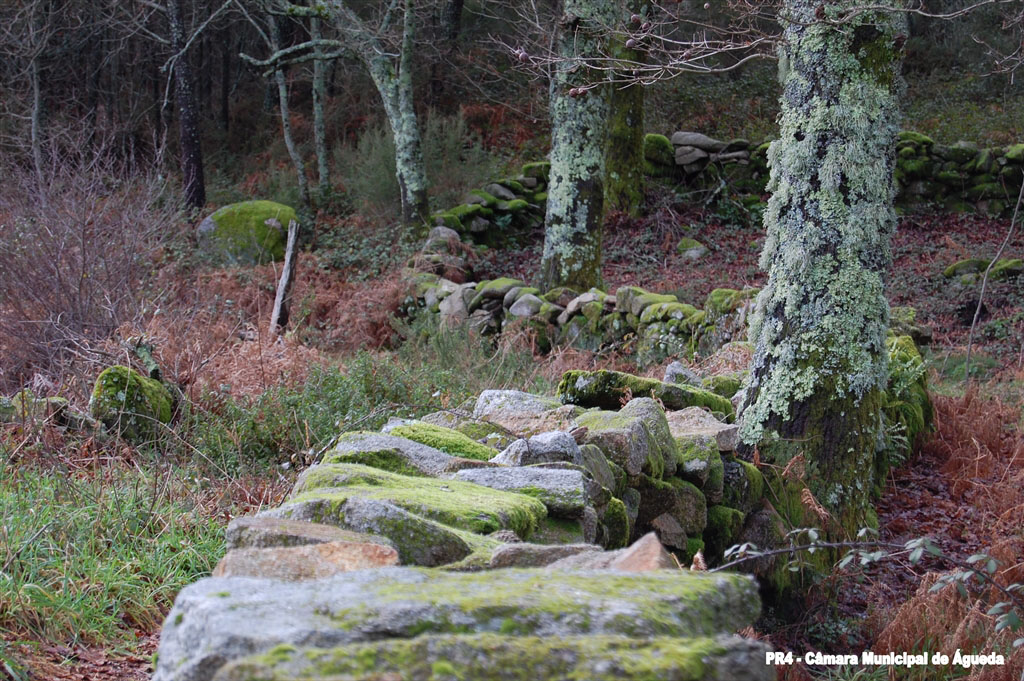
[
  {"x1": 539, "y1": 0, "x2": 615, "y2": 291},
  {"x1": 366, "y1": 0, "x2": 429, "y2": 226},
  {"x1": 603, "y1": 0, "x2": 646, "y2": 217},
  {"x1": 310, "y1": 16, "x2": 331, "y2": 202},
  {"x1": 269, "y1": 15, "x2": 311, "y2": 216},
  {"x1": 737, "y1": 0, "x2": 906, "y2": 535}
]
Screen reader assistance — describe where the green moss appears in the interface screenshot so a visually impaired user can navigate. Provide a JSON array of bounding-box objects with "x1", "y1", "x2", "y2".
[
  {"x1": 1005, "y1": 144, "x2": 1024, "y2": 163},
  {"x1": 684, "y1": 537, "x2": 705, "y2": 564},
  {"x1": 219, "y1": 634, "x2": 752, "y2": 681},
  {"x1": 387, "y1": 423, "x2": 497, "y2": 462},
  {"x1": 557, "y1": 370, "x2": 734, "y2": 419},
  {"x1": 991, "y1": 258, "x2": 1023, "y2": 280},
  {"x1": 676, "y1": 237, "x2": 706, "y2": 255},
  {"x1": 700, "y1": 374, "x2": 743, "y2": 399},
  {"x1": 703, "y1": 505, "x2": 746, "y2": 563},
  {"x1": 704, "y1": 288, "x2": 757, "y2": 316},
  {"x1": 328, "y1": 445, "x2": 425, "y2": 477},
  {"x1": 521, "y1": 162, "x2": 551, "y2": 181},
  {"x1": 943, "y1": 257, "x2": 990, "y2": 278},
  {"x1": 200, "y1": 200, "x2": 293, "y2": 265},
  {"x1": 290, "y1": 463, "x2": 547, "y2": 538},
  {"x1": 643, "y1": 134, "x2": 675, "y2": 167},
  {"x1": 601, "y1": 497, "x2": 630, "y2": 549},
  {"x1": 530, "y1": 516, "x2": 585, "y2": 545},
  {"x1": 898, "y1": 131, "x2": 935, "y2": 147},
  {"x1": 639, "y1": 302, "x2": 698, "y2": 325},
  {"x1": 89, "y1": 365, "x2": 173, "y2": 443}
]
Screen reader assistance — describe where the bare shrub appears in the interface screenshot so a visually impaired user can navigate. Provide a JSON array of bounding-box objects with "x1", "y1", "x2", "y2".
[{"x1": 0, "y1": 156, "x2": 179, "y2": 395}]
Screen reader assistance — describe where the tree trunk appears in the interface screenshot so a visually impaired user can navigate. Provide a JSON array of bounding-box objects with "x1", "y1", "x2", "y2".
[
  {"x1": 737, "y1": 0, "x2": 906, "y2": 536},
  {"x1": 539, "y1": 0, "x2": 613, "y2": 291},
  {"x1": 220, "y1": 29, "x2": 230, "y2": 131},
  {"x1": 603, "y1": 0, "x2": 646, "y2": 217},
  {"x1": 269, "y1": 15, "x2": 311, "y2": 216},
  {"x1": 167, "y1": 0, "x2": 206, "y2": 209},
  {"x1": 366, "y1": 0, "x2": 429, "y2": 226},
  {"x1": 310, "y1": 16, "x2": 331, "y2": 202}
]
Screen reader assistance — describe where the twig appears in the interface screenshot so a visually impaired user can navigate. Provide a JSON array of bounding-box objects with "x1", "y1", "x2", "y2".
[{"x1": 965, "y1": 177, "x2": 1024, "y2": 382}]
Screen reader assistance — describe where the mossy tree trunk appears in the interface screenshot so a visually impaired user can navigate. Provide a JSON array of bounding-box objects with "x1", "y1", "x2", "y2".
[
  {"x1": 539, "y1": 0, "x2": 615, "y2": 291},
  {"x1": 603, "y1": 0, "x2": 646, "y2": 217},
  {"x1": 737, "y1": 0, "x2": 906, "y2": 536}
]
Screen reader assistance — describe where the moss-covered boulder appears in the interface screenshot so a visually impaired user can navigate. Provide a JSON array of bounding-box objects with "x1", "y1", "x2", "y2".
[
  {"x1": 89, "y1": 365, "x2": 173, "y2": 443},
  {"x1": 558, "y1": 370, "x2": 734, "y2": 419},
  {"x1": 576, "y1": 398, "x2": 678, "y2": 478},
  {"x1": 286, "y1": 463, "x2": 547, "y2": 539},
  {"x1": 196, "y1": 200, "x2": 294, "y2": 265},
  {"x1": 695, "y1": 288, "x2": 758, "y2": 358},
  {"x1": 154, "y1": 568, "x2": 765, "y2": 681},
  {"x1": 615, "y1": 286, "x2": 678, "y2": 317},
  {"x1": 629, "y1": 474, "x2": 707, "y2": 537}
]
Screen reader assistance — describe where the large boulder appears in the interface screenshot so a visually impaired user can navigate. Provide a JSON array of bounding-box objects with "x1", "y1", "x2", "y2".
[
  {"x1": 196, "y1": 200, "x2": 294, "y2": 265},
  {"x1": 89, "y1": 365, "x2": 173, "y2": 443},
  {"x1": 153, "y1": 567, "x2": 765, "y2": 681},
  {"x1": 575, "y1": 398, "x2": 679, "y2": 479}
]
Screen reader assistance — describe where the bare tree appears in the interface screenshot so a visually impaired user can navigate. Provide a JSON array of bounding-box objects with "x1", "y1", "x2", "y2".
[{"x1": 243, "y1": 0, "x2": 430, "y2": 226}]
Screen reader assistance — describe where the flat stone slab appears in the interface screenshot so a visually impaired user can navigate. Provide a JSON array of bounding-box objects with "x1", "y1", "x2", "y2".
[
  {"x1": 472, "y1": 390, "x2": 582, "y2": 436},
  {"x1": 153, "y1": 567, "x2": 762, "y2": 681},
  {"x1": 260, "y1": 497, "x2": 476, "y2": 567},
  {"x1": 213, "y1": 634, "x2": 772, "y2": 681},
  {"x1": 284, "y1": 463, "x2": 547, "y2": 539},
  {"x1": 212, "y1": 541, "x2": 398, "y2": 580},
  {"x1": 225, "y1": 516, "x2": 393, "y2": 551},
  {"x1": 488, "y1": 542, "x2": 602, "y2": 568},
  {"x1": 325, "y1": 432, "x2": 493, "y2": 477},
  {"x1": 666, "y1": 407, "x2": 741, "y2": 452},
  {"x1": 454, "y1": 466, "x2": 588, "y2": 517}
]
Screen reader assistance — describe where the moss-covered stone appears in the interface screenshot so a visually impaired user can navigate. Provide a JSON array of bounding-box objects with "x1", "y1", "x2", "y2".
[
  {"x1": 215, "y1": 633, "x2": 766, "y2": 681},
  {"x1": 703, "y1": 505, "x2": 746, "y2": 563},
  {"x1": 288, "y1": 463, "x2": 547, "y2": 538},
  {"x1": 89, "y1": 365, "x2": 173, "y2": 443},
  {"x1": 575, "y1": 399, "x2": 678, "y2": 479},
  {"x1": 387, "y1": 422, "x2": 497, "y2": 461},
  {"x1": 600, "y1": 497, "x2": 631, "y2": 549},
  {"x1": 643, "y1": 133, "x2": 675, "y2": 168},
  {"x1": 720, "y1": 454, "x2": 765, "y2": 515},
  {"x1": 615, "y1": 286, "x2": 678, "y2": 317},
  {"x1": 639, "y1": 302, "x2": 699, "y2": 325},
  {"x1": 1005, "y1": 143, "x2": 1024, "y2": 163},
  {"x1": 196, "y1": 200, "x2": 294, "y2": 265},
  {"x1": 700, "y1": 374, "x2": 743, "y2": 399},
  {"x1": 991, "y1": 258, "x2": 1023, "y2": 280},
  {"x1": 897, "y1": 130, "x2": 934, "y2": 147},
  {"x1": 557, "y1": 370, "x2": 734, "y2": 419},
  {"x1": 943, "y1": 257, "x2": 990, "y2": 278},
  {"x1": 521, "y1": 161, "x2": 551, "y2": 181}
]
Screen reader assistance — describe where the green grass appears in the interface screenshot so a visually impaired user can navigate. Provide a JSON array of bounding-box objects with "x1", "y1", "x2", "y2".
[
  {"x1": 0, "y1": 463, "x2": 223, "y2": 648},
  {"x1": 178, "y1": 316, "x2": 552, "y2": 475}
]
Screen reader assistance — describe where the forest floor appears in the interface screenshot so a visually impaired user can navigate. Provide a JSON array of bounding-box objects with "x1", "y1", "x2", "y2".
[{"x1": 3, "y1": 192, "x2": 1024, "y2": 681}]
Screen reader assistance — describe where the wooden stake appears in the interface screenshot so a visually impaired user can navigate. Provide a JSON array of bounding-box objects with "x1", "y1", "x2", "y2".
[{"x1": 269, "y1": 219, "x2": 298, "y2": 337}]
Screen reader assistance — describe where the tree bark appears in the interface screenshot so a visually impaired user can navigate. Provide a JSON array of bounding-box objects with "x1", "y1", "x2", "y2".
[
  {"x1": 167, "y1": 0, "x2": 207, "y2": 209},
  {"x1": 539, "y1": 0, "x2": 613, "y2": 291},
  {"x1": 737, "y1": 0, "x2": 906, "y2": 536},
  {"x1": 365, "y1": 0, "x2": 429, "y2": 226},
  {"x1": 269, "y1": 15, "x2": 311, "y2": 216},
  {"x1": 603, "y1": 0, "x2": 646, "y2": 217},
  {"x1": 310, "y1": 16, "x2": 331, "y2": 202}
]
